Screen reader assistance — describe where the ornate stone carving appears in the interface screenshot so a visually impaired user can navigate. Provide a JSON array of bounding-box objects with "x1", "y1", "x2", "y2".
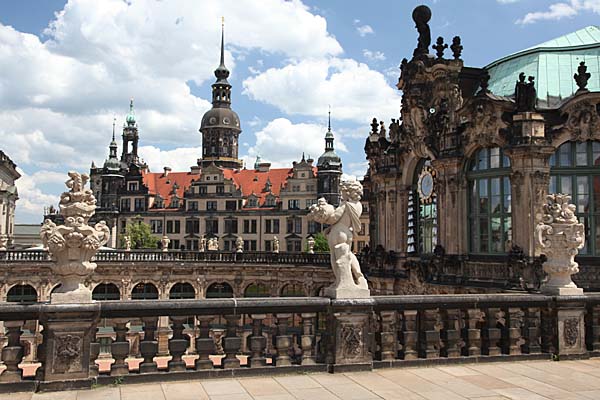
[
  {"x1": 53, "y1": 334, "x2": 82, "y2": 374},
  {"x1": 207, "y1": 237, "x2": 219, "y2": 251},
  {"x1": 40, "y1": 172, "x2": 110, "y2": 303},
  {"x1": 535, "y1": 194, "x2": 585, "y2": 295},
  {"x1": 565, "y1": 100, "x2": 600, "y2": 141},
  {"x1": 273, "y1": 236, "x2": 280, "y2": 253},
  {"x1": 574, "y1": 61, "x2": 590, "y2": 92},
  {"x1": 307, "y1": 236, "x2": 315, "y2": 254},
  {"x1": 412, "y1": 5, "x2": 431, "y2": 57},
  {"x1": 515, "y1": 73, "x2": 537, "y2": 112},
  {"x1": 450, "y1": 36, "x2": 462, "y2": 59},
  {"x1": 235, "y1": 236, "x2": 244, "y2": 253},
  {"x1": 308, "y1": 180, "x2": 370, "y2": 298},
  {"x1": 160, "y1": 235, "x2": 170, "y2": 252},
  {"x1": 199, "y1": 235, "x2": 206, "y2": 252},
  {"x1": 432, "y1": 36, "x2": 447, "y2": 58},
  {"x1": 564, "y1": 317, "x2": 579, "y2": 347},
  {"x1": 341, "y1": 325, "x2": 362, "y2": 357},
  {"x1": 462, "y1": 101, "x2": 507, "y2": 149},
  {"x1": 123, "y1": 235, "x2": 131, "y2": 251},
  {"x1": 0, "y1": 234, "x2": 7, "y2": 251}
]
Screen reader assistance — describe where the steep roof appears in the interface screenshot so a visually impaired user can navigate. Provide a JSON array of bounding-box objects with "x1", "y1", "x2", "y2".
[
  {"x1": 142, "y1": 171, "x2": 197, "y2": 207},
  {"x1": 485, "y1": 26, "x2": 600, "y2": 108}
]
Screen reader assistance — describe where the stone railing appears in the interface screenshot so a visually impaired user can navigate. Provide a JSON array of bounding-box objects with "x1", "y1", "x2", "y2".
[
  {"x1": 0, "y1": 250, "x2": 331, "y2": 266},
  {"x1": 0, "y1": 294, "x2": 599, "y2": 391}
]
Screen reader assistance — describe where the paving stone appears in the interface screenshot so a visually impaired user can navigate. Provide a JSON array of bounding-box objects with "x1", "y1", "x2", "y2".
[
  {"x1": 161, "y1": 382, "x2": 209, "y2": 400},
  {"x1": 0, "y1": 393, "x2": 32, "y2": 400},
  {"x1": 31, "y1": 392, "x2": 78, "y2": 400},
  {"x1": 493, "y1": 388, "x2": 552, "y2": 400},
  {"x1": 239, "y1": 377, "x2": 289, "y2": 396},
  {"x1": 76, "y1": 387, "x2": 120, "y2": 400},
  {"x1": 324, "y1": 383, "x2": 380, "y2": 400},
  {"x1": 202, "y1": 379, "x2": 248, "y2": 396},
  {"x1": 274, "y1": 375, "x2": 322, "y2": 390},
  {"x1": 209, "y1": 394, "x2": 253, "y2": 400},
  {"x1": 289, "y1": 387, "x2": 340, "y2": 400}
]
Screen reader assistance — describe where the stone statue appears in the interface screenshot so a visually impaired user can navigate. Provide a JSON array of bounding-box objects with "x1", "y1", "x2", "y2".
[
  {"x1": 235, "y1": 236, "x2": 244, "y2": 253},
  {"x1": 123, "y1": 235, "x2": 131, "y2": 251},
  {"x1": 574, "y1": 61, "x2": 591, "y2": 92},
  {"x1": 515, "y1": 72, "x2": 537, "y2": 112},
  {"x1": 308, "y1": 180, "x2": 370, "y2": 298},
  {"x1": 199, "y1": 235, "x2": 206, "y2": 252},
  {"x1": 412, "y1": 5, "x2": 431, "y2": 57},
  {"x1": 40, "y1": 171, "x2": 110, "y2": 303},
  {"x1": 307, "y1": 236, "x2": 315, "y2": 254},
  {"x1": 161, "y1": 235, "x2": 170, "y2": 252},
  {"x1": 535, "y1": 194, "x2": 585, "y2": 295},
  {"x1": 273, "y1": 236, "x2": 280, "y2": 253},
  {"x1": 0, "y1": 234, "x2": 7, "y2": 251},
  {"x1": 207, "y1": 237, "x2": 219, "y2": 251}
]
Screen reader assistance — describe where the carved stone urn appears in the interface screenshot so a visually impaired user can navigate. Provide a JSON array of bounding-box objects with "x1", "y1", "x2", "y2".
[
  {"x1": 535, "y1": 194, "x2": 585, "y2": 295},
  {"x1": 41, "y1": 172, "x2": 110, "y2": 303}
]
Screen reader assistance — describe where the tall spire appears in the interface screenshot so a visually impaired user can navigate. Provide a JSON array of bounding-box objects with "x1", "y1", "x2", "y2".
[
  {"x1": 111, "y1": 117, "x2": 116, "y2": 142},
  {"x1": 325, "y1": 106, "x2": 334, "y2": 152},
  {"x1": 214, "y1": 17, "x2": 230, "y2": 83},
  {"x1": 328, "y1": 104, "x2": 331, "y2": 132},
  {"x1": 126, "y1": 98, "x2": 136, "y2": 125}
]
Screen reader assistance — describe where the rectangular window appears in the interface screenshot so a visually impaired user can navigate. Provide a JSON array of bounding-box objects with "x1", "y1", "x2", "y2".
[
  {"x1": 185, "y1": 219, "x2": 200, "y2": 234},
  {"x1": 120, "y1": 198, "x2": 131, "y2": 212},
  {"x1": 199, "y1": 186, "x2": 207, "y2": 194},
  {"x1": 217, "y1": 185, "x2": 225, "y2": 194},
  {"x1": 150, "y1": 220, "x2": 163, "y2": 234},
  {"x1": 167, "y1": 220, "x2": 181, "y2": 234},
  {"x1": 286, "y1": 239, "x2": 302, "y2": 252},
  {"x1": 306, "y1": 199, "x2": 317, "y2": 209},
  {"x1": 225, "y1": 219, "x2": 238, "y2": 234},
  {"x1": 288, "y1": 199, "x2": 300, "y2": 210},
  {"x1": 243, "y1": 240, "x2": 257, "y2": 251},
  {"x1": 308, "y1": 221, "x2": 320, "y2": 234},
  {"x1": 188, "y1": 201, "x2": 198, "y2": 211},
  {"x1": 128, "y1": 182, "x2": 138, "y2": 191},
  {"x1": 134, "y1": 198, "x2": 145, "y2": 211},
  {"x1": 186, "y1": 240, "x2": 198, "y2": 250},
  {"x1": 264, "y1": 240, "x2": 272, "y2": 252},
  {"x1": 226, "y1": 200, "x2": 237, "y2": 211},
  {"x1": 206, "y1": 201, "x2": 217, "y2": 211},
  {"x1": 206, "y1": 219, "x2": 218, "y2": 234},
  {"x1": 265, "y1": 219, "x2": 280, "y2": 234},
  {"x1": 243, "y1": 220, "x2": 257, "y2": 234}
]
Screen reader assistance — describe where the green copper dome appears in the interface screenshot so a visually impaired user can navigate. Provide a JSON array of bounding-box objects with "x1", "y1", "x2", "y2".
[{"x1": 485, "y1": 26, "x2": 600, "y2": 108}]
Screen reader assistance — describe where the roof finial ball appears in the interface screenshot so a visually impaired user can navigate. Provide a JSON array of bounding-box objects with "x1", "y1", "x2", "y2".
[{"x1": 412, "y1": 5, "x2": 432, "y2": 58}]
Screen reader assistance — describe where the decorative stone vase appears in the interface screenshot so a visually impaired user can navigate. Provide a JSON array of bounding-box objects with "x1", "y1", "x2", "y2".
[
  {"x1": 40, "y1": 172, "x2": 110, "y2": 303},
  {"x1": 161, "y1": 235, "x2": 170, "y2": 252},
  {"x1": 535, "y1": 194, "x2": 584, "y2": 295}
]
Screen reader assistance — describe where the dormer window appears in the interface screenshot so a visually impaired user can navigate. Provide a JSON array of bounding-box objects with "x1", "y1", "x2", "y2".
[
  {"x1": 128, "y1": 181, "x2": 138, "y2": 191},
  {"x1": 247, "y1": 196, "x2": 259, "y2": 208}
]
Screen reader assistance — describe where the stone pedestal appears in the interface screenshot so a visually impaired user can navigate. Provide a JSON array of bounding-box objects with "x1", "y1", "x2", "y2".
[
  {"x1": 557, "y1": 306, "x2": 586, "y2": 356},
  {"x1": 327, "y1": 300, "x2": 373, "y2": 370},
  {"x1": 39, "y1": 304, "x2": 100, "y2": 383},
  {"x1": 324, "y1": 286, "x2": 370, "y2": 299}
]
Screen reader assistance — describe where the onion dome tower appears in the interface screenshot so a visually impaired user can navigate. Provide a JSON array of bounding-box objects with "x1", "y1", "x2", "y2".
[
  {"x1": 199, "y1": 19, "x2": 242, "y2": 169},
  {"x1": 317, "y1": 109, "x2": 342, "y2": 206},
  {"x1": 121, "y1": 98, "x2": 140, "y2": 167}
]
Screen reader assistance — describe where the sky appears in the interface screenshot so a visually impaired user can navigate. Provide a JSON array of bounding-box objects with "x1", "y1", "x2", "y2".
[{"x1": 1, "y1": 0, "x2": 599, "y2": 223}]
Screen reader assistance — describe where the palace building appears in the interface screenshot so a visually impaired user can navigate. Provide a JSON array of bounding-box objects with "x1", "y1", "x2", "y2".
[
  {"x1": 0, "y1": 151, "x2": 20, "y2": 250},
  {"x1": 88, "y1": 26, "x2": 346, "y2": 252},
  {"x1": 365, "y1": 6, "x2": 600, "y2": 290}
]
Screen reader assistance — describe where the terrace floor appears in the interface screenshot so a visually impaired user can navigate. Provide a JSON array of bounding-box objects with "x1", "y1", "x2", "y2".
[{"x1": 5, "y1": 359, "x2": 600, "y2": 400}]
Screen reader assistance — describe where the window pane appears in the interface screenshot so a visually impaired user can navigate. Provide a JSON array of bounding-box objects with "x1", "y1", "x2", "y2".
[
  {"x1": 478, "y1": 149, "x2": 487, "y2": 170},
  {"x1": 504, "y1": 217, "x2": 512, "y2": 248},
  {"x1": 491, "y1": 178, "x2": 501, "y2": 214},
  {"x1": 503, "y1": 153, "x2": 510, "y2": 168},
  {"x1": 576, "y1": 142, "x2": 588, "y2": 166},
  {"x1": 576, "y1": 176, "x2": 589, "y2": 213},
  {"x1": 503, "y1": 178, "x2": 511, "y2": 213},
  {"x1": 594, "y1": 176, "x2": 600, "y2": 213},
  {"x1": 560, "y1": 176, "x2": 572, "y2": 196},
  {"x1": 579, "y1": 216, "x2": 589, "y2": 255},
  {"x1": 490, "y1": 147, "x2": 500, "y2": 169},
  {"x1": 550, "y1": 176, "x2": 557, "y2": 194},
  {"x1": 479, "y1": 218, "x2": 489, "y2": 253},
  {"x1": 490, "y1": 216, "x2": 503, "y2": 253},
  {"x1": 549, "y1": 152, "x2": 556, "y2": 167},
  {"x1": 470, "y1": 217, "x2": 479, "y2": 252},
  {"x1": 479, "y1": 179, "x2": 489, "y2": 214},
  {"x1": 559, "y1": 142, "x2": 572, "y2": 167},
  {"x1": 593, "y1": 142, "x2": 600, "y2": 166}
]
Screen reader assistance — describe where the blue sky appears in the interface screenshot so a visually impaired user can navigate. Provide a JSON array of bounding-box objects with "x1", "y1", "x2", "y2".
[{"x1": 1, "y1": 0, "x2": 598, "y2": 223}]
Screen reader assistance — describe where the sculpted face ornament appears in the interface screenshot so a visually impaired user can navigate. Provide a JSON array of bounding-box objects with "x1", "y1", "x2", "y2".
[
  {"x1": 40, "y1": 172, "x2": 110, "y2": 303},
  {"x1": 308, "y1": 180, "x2": 370, "y2": 298}
]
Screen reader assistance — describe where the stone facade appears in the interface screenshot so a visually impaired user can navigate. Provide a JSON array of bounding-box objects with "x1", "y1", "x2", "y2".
[
  {"x1": 0, "y1": 151, "x2": 20, "y2": 250},
  {"x1": 365, "y1": 6, "x2": 600, "y2": 285}
]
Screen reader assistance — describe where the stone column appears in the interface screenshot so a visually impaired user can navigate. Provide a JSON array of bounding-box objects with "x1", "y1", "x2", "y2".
[
  {"x1": 39, "y1": 303, "x2": 100, "y2": 384},
  {"x1": 327, "y1": 299, "x2": 374, "y2": 370}
]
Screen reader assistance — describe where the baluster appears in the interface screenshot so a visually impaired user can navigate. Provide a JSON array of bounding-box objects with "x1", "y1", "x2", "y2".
[
  {"x1": 111, "y1": 318, "x2": 130, "y2": 375},
  {"x1": 377, "y1": 311, "x2": 397, "y2": 360},
  {"x1": 89, "y1": 327, "x2": 100, "y2": 377},
  {"x1": 249, "y1": 314, "x2": 267, "y2": 367},
  {"x1": 222, "y1": 315, "x2": 241, "y2": 369},
  {"x1": 522, "y1": 307, "x2": 541, "y2": 354},
  {"x1": 168, "y1": 316, "x2": 188, "y2": 372},
  {"x1": 482, "y1": 308, "x2": 502, "y2": 356},
  {"x1": 401, "y1": 310, "x2": 418, "y2": 360},
  {"x1": 301, "y1": 313, "x2": 317, "y2": 365},
  {"x1": 464, "y1": 308, "x2": 482, "y2": 356},
  {"x1": 507, "y1": 307, "x2": 524, "y2": 355},
  {"x1": 139, "y1": 317, "x2": 159, "y2": 373},
  {"x1": 195, "y1": 316, "x2": 215, "y2": 370},
  {"x1": 274, "y1": 314, "x2": 292, "y2": 366},
  {"x1": 441, "y1": 309, "x2": 461, "y2": 358},
  {"x1": 590, "y1": 305, "x2": 600, "y2": 352},
  {"x1": 0, "y1": 321, "x2": 24, "y2": 382},
  {"x1": 541, "y1": 306, "x2": 558, "y2": 354},
  {"x1": 420, "y1": 309, "x2": 441, "y2": 359}
]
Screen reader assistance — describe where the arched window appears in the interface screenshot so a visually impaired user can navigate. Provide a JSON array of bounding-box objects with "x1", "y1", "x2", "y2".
[
  {"x1": 550, "y1": 140, "x2": 600, "y2": 255},
  {"x1": 7, "y1": 285, "x2": 37, "y2": 303},
  {"x1": 92, "y1": 283, "x2": 120, "y2": 301},
  {"x1": 131, "y1": 282, "x2": 159, "y2": 300},
  {"x1": 467, "y1": 147, "x2": 512, "y2": 254},
  {"x1": 244, "y1": 283, "x2": 270, "y2": 298},
  {"x1": 407, "y1": 160, "x2": 437, "y2": 254},
  {"x1": 169, "y1": 282, "x2": 195, "y2": 299},
  {"x1": 280, "y1": 283, "x2": 306, "y2": 297},
  {"x1": 206, "y1": 282, "x2": 234, "y2": 298}
]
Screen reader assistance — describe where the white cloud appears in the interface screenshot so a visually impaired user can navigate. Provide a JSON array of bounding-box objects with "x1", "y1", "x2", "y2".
[
  {"x1": 362, "y1": 49, "x2": 386, "y2": 61},
  {"x1": 353, "y1": 19, "x2": 374, "y2": 37},
  {"x1": 516, "y1": 0, "x2": 600, "y2": 24},
  {"x1": 138, "y1": 146, "x2": 202, "y2": 172},
  {"x1": 242, "y1": 58, "x2": 401, "y2": 124},
  {"x1": 15, "y1": 169, "x2": 66, "y2": 223},
  {"x1": 497, "y1": 0, "x2": 520, "y2": 4},
  {"x1": 242, "y1": 118, "x2": 347, "y2": 169}
]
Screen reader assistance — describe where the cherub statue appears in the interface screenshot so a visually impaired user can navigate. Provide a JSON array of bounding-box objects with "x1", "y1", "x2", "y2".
[
  {"x1": 308, "y1": 180, "x2": 370, "y2": 298},
  {"x1": 123, "y1": 235, "x2": 131, "y2": 251},
  {"x1": 235, "y1": 236, "x2": 244, "y2": 253},
  {"x1": 199, "y1": 235, "x2": 206, "y2": 252},
  {"x1": 273, "y1": 236, "x2": 280, "y2": 253}
]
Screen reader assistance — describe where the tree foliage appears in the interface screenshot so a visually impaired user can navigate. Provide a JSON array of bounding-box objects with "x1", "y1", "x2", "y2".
[
  {"x1": 122, "y1": 220, "x2": 158, "y2": 249},
  {"x1": 312, "y1": 232, "x2": 329, "y2": 252}
]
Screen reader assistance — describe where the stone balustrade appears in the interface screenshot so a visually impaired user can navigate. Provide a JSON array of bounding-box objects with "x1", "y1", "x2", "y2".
[
  {"x1": 0, "y1": 294, "x2": 599, "y2": 391},
  {"x1": 0, "y1": 250, "x2": 330, "y2": 266}
]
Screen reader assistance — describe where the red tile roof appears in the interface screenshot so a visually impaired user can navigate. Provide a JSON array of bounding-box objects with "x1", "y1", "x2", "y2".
[{"x1": 142, "y1": 170, "x2": 197, "y2": 207}]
